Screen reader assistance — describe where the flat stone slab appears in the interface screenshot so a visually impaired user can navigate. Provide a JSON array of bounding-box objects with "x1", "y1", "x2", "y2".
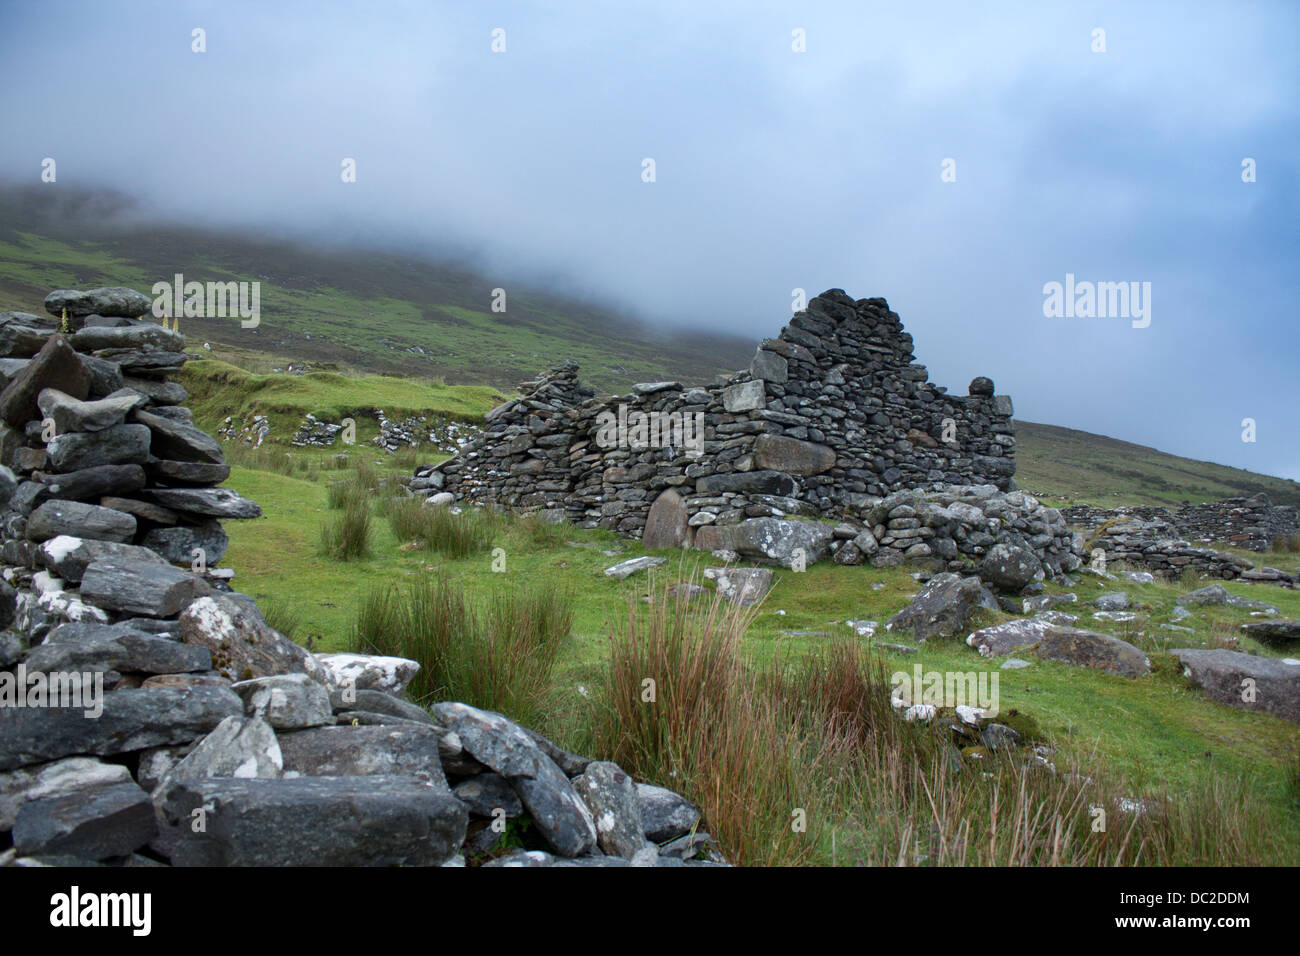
[
  {"x1": 315, "y1": 652, "x2": 418, "y2": 695},
  {"x1": 1171, "y1": 649, "x2": 1300, "y2": 723},
  {"x1": 146, "y1": 487, "x2": 261, "y2": 519},
  {"x1": 38, "y1": 535, "x2": 168, "y2": 584},
  {"x1": 79, "y1": 558, "x2": 212, "y2": 617},
  {"x1": 1241, "y1": 620, "x2": 1300, "y2": 647},
  {"x1": 159, "y1": 775, "x2": 467, "y2": 866},
  {"x1": 45, "y1": 287, "x2": 152, "y2": 319},
  {"x1": 26, "y1": 500, "x2": 136, "y2": 544},
  {"x1": 0, "y1": 686, "x2": 242, "y2": 771},
  {"x1": 182, "y1": 595, "x2": 326, "y2": 684},
  {"x1": 231, "y1": 673, "x2": 333, "y2": 730},
  {"x1": 604, "y1": 556, "x2": 667, "y2": 579},
  {"x1": 0, "y1": 757, "x2": 132, "y2": 831},
  {"x1": 703, "y1": 566, "x2": 772, "y2": 606},
  {"x1": 278, "y1": 724, "x2": 446, "y2": 785}
]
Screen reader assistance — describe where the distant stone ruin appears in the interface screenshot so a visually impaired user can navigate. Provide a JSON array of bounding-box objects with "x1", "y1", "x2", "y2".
[{"x1": 431, "y1": 289, "x2": 1018, "y2": 545}]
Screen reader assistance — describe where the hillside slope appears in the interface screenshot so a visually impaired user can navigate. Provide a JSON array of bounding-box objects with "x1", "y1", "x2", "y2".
[
  {"x1": 0, "y1": 185, "x2": 754, "y2": 393},
  {"x1": 1015, "y1": 420, "x2": 1300, "y2": 508}
]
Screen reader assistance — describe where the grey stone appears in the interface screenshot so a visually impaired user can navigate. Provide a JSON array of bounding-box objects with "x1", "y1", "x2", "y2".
[
  {"x1": 12, "y1": 780, "x2": 155, "y2": 860},
  {"x1": 132, "y1": 408, "x2": 224, "y2": 463},
  {"x1": 1171, "y1": 649, "x2": 1300, "y2": 723},
  {"x1": 26, "y1": 500, "x2": 136, "y2": 543},
  {"x1": 0, "y1": 757, "x2": 132, "y2": 831},
  {"x1": 888, "y1": 573, "x2": 991, "y2": 642},
  {"x1": 79, "y1": 558, "x2": 211, "y2": 617},
  {"x1": 752, "y1": 434, "x2": 836, "y2": 476},
  {"x1": 47, "y1": 423, "x2": 151, "y2": 471},
  {"x1": 314, "y1": 652, "x2": 417, "y2": 694},
  {"x1": 0, "y1": 686, "x2": 242, "y2": 771},
  {"x1": 278, "y1": 724, "x2": 446, "y2": 784},
  {"x1": 0, "y1": 335, "x2": 91, "y2": 428},
  {"x1": 604, "y1": 555, "x2": 667, "y2": 579},
  {"x1": 181, "y1": 594, "x2": 327, "y2": 684},
  {"x1": 158, "y1": 775, "x2": 467, "y2": 866},
  {"x1": 453, "y1": 772, "x2": 524, "y2": 817},
  {"x1": 636, "y1": 782, "x2": 701, "y2": 843},
  {"x1": 44, "y1": 288, "x2": 152, "y2": 319},
  {"x1": 230, "y1": 673, "x2": 333, "y2": 730},
  {"x1": 146, "y1": 487, "x2": 261, "y2": 519},
  {"x1": 573, "y1": 761, "x2": 643, "y2": 858},
  {"x1": 980, "y1": 543, "x2": 1042, "y2": 591},
  {"x1": 1035, "y1": 626, "x2": 1150, "y2": 678},
  {"x1": 37, "y1": 387, "x2": 142, "y2": 433},
  {"x1": 140, "y1": 522, "x2": 228, "y2": 566},
  {"x1": 641, "y1": 489, "x2": 689, "y2": 549}
]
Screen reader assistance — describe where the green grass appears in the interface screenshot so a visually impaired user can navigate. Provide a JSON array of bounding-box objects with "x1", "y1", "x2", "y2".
[{"x1": 217, "y1": 457, "x2": 1300, "y2": 865}]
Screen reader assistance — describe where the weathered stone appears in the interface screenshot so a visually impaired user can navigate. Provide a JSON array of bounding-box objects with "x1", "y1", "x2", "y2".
[
  {"x1": 696, "y1": 470, "x2": 797, "y2": 496},
  {"x1": 980, "y1": 543, "x2": 1042, "y2": 591},
  {"x1": 231, "y1": 673, "x2": 333, "y2": 730},
  {"x1": 12, "y1": 780, "x2": 156, "y2": 860},
  {"x1": 79, "y1": 558, "x2": 211, "y2": 617},
  {"x1": 966, "y1": 617, "x2": 1054, "y2": 657},
  {"x1": 887, "y1": 573, "x2": 993, "y2": 642},
  {"x1": 749, "y1": 349, "x2": 788, "y2": 383},
  {"x1": 42, "y1": 464, "x2": 147, "y2": 502},
  {"x1": 44, "y1": 287, "x2": 152, "y2": 319},
  {"x1": 47, "y1": 423, "x2": 151, "y2": 471},
  {"x1": 604, "y1": 555, "x2": 667, "y2": 579},
  {"x1": 636, "y1": 782, "x2": 701, "y2": 843},
  {"x1": 1171, "y1": 649, "x2": 1300, "y2": 723},
  {"x1": 572, "y1": 761, "x2": 643, "y2": 859},
  {"x1": 26, "y1": 501, "x2": 136, "y2": 544},
  {"x1": 721, "y1": 380, "x2": 765, "y2": 412},
  {"x1": 453, "y1": 772, "x2": 524, "y2": 817},
  {"x1": 329, "y1": 688, "x2": 431, "y2": 724},
  {"x1": 181, "y1": 594, "x2": 326, "y2": 685},
  {"x1": 278, "y1": 724, "x2": 446, "y2": 784},
  {"x1": 752, "y1": 434, "x2": 836, "y2": 476},
  {"x1": 37, "y1": 387, "x2": 142, "y2": 433},
  {"x1": 24, "y1": 627, "x2": 211, "y2": 676},
  {"x1": 702, "y1": 566, "x2": 772, "y2": 605},
  {"x1": 0, "y1": 335, "x2": 91, "y2": 428},
  {"x1": 132, "y1": 408, "x2": 224, "y2": 463},
  {"x1": 1240, "y1": 620, "x2": 1300, "y2": 647},
  {"x1": 642, "y1": 489, "x2": 689, "y2": 549},
  {"x1": 140, "y1": 521, "x2": 228, "y2": 566},
  {"x1": 1035, "y1": 626, "x2": 1150, "y2": 677},
  {"x1": 702, "y1": 517, "x2": 835, "y2": 569},
  {"x1": 159, "y1": 775, "x2": 467, "y2": 866},
  {"x1": 0, "y1": 757, "x2": 132, "y2": 831},
  {"x1": 153, "y1": 716, "x2": 282, "y2": 799},
  {"x1": 146, "y1": 487, "x2": 261, "y2": 519},
  {"x1": 315, "y1": 652, "x2": 417, "y2": 694},
  {"x1": 0, "y1": 686, "x2": 242, "y2": 771},
  {"x1": 147, "y1": 459, "x2": 231, "y2": 485}
]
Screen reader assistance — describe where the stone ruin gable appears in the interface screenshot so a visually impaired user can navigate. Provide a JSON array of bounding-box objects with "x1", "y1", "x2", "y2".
[{"x1": 432, "y1": 289, "x2": 1018, "y2": 540}]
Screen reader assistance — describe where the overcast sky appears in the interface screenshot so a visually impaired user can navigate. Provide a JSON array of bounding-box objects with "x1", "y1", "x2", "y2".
[{"x1": 2, "y1": 0, "x2": 1297, "y2": 479}]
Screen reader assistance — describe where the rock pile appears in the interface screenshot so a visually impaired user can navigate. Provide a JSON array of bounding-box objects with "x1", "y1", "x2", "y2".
[
  {"x1": 1173, "y1": 493, "x2": 1298, "y2": 553},
  {"x1": 0, "y1": 288, "x2": 713, "y2": 868}
]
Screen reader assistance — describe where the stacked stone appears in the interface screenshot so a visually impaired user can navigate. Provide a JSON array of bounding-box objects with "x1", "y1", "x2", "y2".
[
  {"x1": 0, "y1": 291, "x2": 712, "y2": 868},
  {"x1": 438, "y1": 360, "x2": 592, "y2": 520},
  {"x1": 431, "y1": 289, "x2": 1019, "y2": 551},
  {"x1": 1059, "y1": 504, "x2": 1178, "y2": 532},
  {"x1": 1082, "y1": 514, "x2": 1252, "y2": 579},
  {"x1": 1174, "y1": 493, "x2": 1299, "y2": 553},
  {"x1": 0, "y1": 289, "x2": 259, "y2": 611},
  {"x1": 218, "y1": 413, "x2": 270, "y2": 446},
  {"x1": 292, "y1": 413, "x2": 344, "y2": 447}
]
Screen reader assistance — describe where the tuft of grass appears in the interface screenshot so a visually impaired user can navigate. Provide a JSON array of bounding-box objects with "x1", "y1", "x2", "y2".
[
  {"x1": 319, "y1": 496, "x2": 372, "y2": 560},
  {"x1": 350, "y1": 574, "x2": 573, "y2": 726},
  {"x1": 386, "y1": 497, "x2": 499, "y2": 558}
]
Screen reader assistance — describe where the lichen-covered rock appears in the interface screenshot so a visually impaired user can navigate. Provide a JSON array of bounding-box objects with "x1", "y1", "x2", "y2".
[{"x1": 1034, "y1": 626, "x2": 1150, "y2": 678}]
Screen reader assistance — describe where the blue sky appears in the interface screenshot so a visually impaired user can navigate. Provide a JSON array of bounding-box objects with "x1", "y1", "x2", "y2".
[{"x1": 1, "y1": 0, "x2": 1297, "y2": 479}]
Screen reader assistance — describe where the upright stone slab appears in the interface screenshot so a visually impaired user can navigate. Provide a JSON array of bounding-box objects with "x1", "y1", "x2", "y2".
[{"x1": 642, "y1": 489, "x2": 689, "y2": 549}]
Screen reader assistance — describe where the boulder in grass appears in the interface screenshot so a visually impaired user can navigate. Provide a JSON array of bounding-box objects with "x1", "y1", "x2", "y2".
[
  {"x1": 1034, "y1": 626, "x2": 1150, "y2": 678},
  {"x1": 887, "y1": 573, "x2": 996, "y2": 642},
  {"x1": 1171, "y1": 649, "x2": 1300, "y2": 723},
  {"x1": 23, "y1": 627, "x2": 212, "y2": 676},
  {"x1": 1240, "y1": 620, "x2": 1300, "y2": 648},
  {"x1": 966, "y1": 617, "x2": 1054, "y2": 657},
  {"x1": 159, "y1": 775, "x2": 467, "y2": 867},
  {"x1": 79, "y1": 558, "x2": 211, "y2": 618}
]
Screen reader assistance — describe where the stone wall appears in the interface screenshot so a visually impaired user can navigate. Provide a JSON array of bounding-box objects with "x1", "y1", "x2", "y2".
[
  {"x1": 1173, "y1": 494, "x2": 1298, "y2": 552},
  {"x1": 433, "y1": 290, "x2": 1017, "y2": 543}
]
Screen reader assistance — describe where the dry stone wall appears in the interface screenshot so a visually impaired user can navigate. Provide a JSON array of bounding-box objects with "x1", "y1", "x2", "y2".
[{"x1": 433, "y1": 290, "x2": 1018, "y2": 543}]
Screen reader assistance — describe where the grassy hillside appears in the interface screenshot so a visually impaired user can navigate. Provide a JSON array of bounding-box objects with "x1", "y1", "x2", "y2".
[
  {"x1": 1015, "y1": 420, "x2": 1300, "y2": 509},
  {"x1": 0, "y1": 185, "x2": 754, "y2": 393}
]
